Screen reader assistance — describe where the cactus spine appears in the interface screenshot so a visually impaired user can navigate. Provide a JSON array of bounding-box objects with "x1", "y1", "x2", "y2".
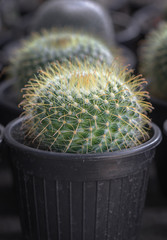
[
  {"x1": 9, "y1": 29, "x2": 114, "y2": 97},
  {"x1": 140, "y1": 22, "x2": 167, "y2": 100},
  {"x1": 20, "y1": 61, "x2": 152, "y2": 153}
]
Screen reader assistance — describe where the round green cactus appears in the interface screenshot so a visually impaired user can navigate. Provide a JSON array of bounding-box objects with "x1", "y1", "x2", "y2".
[
  {"x1": 140, "y1": 22, "x2": 167, "y2": 100},
  {"x1": 9, "y1": 29, "x2": 114, "y2": 98},
  {"x1": 20, "y1": 61, "x2": 152, "y2": 153}
]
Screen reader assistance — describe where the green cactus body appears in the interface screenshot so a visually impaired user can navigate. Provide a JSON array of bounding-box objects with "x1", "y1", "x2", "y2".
[
  {"x1": 140, "y1": 23, "x2": 167, "y2": 100},
  {"x1": 10, "y1": 30, "x2": 114, "y2": 96},
  {"x1": 21, "y1": 61, "x2": 152, "y2": 153}
]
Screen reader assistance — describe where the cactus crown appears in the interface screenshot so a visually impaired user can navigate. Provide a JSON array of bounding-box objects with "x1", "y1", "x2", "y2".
[
  {"x1": 140, "y1": 22, "x2": 167, "y2": 100},
  {"x1": 9, "y1": 29, "x2": 114, "y2": 98},
  {"x1": 20, "y1": 60, "x2": 152, "y2": 154}
]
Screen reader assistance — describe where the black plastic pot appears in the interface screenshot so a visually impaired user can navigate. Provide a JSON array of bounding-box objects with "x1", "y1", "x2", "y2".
[
  {"x1": 0, "y1": 79, "x2": 23, "y2": 126},
  {"x1": 150, "y1": 97, "x2": 167, "y2": 197},
  {"x1": 4, "y1": 117, "x2": 161, "y2": 240}
]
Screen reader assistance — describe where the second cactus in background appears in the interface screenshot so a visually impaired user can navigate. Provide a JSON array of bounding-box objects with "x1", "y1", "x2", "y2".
[
  {"x1": 9, "y1": 29, "x2": 115, "y2": 101},
  {"x1": 140, "y1": 22, "x2": 167, "y2": 101}
]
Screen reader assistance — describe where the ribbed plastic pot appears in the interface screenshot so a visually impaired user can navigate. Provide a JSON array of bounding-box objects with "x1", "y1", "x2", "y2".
[
  {"x1": 0, "y1": 79, "x2": 23, "y2": 126},
  {"x1": 4, "y1": 117, "x2": 161, "y2": 240}
]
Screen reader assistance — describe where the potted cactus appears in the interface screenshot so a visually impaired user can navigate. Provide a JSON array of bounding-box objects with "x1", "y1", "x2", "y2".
[
  {"x1": 140, "y1": 22, "x2": 167, "y2": 196},
  {"x1": 0, "y1": 29, "x2": 116, "y2": 126},
  {"x1": 4, "y1": 60, "x2": 161, "y2": 240}
]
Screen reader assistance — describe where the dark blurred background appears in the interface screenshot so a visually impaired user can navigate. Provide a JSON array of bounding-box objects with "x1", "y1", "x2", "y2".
[{"x1": 0, "y1": 0, "x2": 167, "y2": 239}]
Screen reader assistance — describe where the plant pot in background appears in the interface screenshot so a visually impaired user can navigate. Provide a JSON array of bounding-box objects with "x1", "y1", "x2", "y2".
[
  {"x1": 0, "y1": 79, "x2": 23, "y2": 126},
  {"x1": 92, "y1": 0, "x2": 129, "y2": 13},
  {"x1": 129, "y1": 0, "x2": 160, "y2": 14},
  {"x1": 4, "y1": 117, "x2": 161, "y2": 240},
  {"x1": 112, "y1": 11, "x2": 141, "y2": 56},
  {"x1": 150, "y1": 97, "x2": 167, "y2": 197},
  {"x1": 31, "y1": 1, "x2": 116, "y2": 47},
  {"x1": 133, "y1": 4, "x2": 162, "y2": 40}
]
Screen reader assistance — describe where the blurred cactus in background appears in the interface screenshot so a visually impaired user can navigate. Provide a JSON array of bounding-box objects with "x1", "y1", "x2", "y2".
[
  {"x1": 9, "y1": 29, "x2": 116, "y2": 100},
  {"x1": 140, "y1": 22, "x2": 167, "y2": 100}
]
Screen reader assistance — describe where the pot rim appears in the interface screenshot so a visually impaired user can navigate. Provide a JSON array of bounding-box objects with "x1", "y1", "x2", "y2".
[{"x1": 4, "y1": 117, "x2": 162, "y2": 160}]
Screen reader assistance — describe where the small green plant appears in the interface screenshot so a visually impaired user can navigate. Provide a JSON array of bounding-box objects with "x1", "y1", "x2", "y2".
[
  {"x1": 20, "y1": 60, "x2": 152, "y2": 154},
  {"x1": 140, "y1": 22, "x2": 167, "y2": 100},
  {"x1": 9, "y1": 29, "x2": 114, "y2": 99}
]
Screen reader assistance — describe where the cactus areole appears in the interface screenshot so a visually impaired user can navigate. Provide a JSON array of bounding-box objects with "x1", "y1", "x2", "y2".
[{"x1": 21, "y1": 61, "x2": 152, "y2": 154}]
